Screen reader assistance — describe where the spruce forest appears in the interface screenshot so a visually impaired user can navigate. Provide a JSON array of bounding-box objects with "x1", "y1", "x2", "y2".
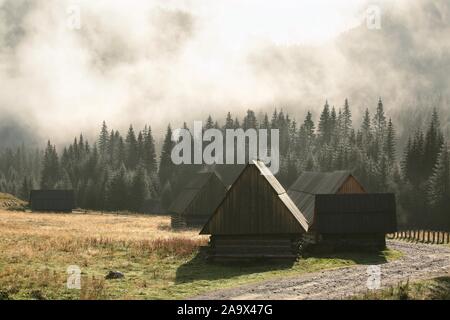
[{"x1": 0, "y1": 99, "x2": 448, "y2": 229}]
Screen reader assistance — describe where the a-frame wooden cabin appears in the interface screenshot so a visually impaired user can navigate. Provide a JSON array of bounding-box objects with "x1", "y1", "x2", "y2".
[
  {"x1": 200, "y1": 161, "x2": 308, "y2": 260},
  {"x1": 169, "y1": 171, "x2": 227, "y2": 229},
  {"x1": 288, "y1": 171, "x2": 397, "y2": 250}
]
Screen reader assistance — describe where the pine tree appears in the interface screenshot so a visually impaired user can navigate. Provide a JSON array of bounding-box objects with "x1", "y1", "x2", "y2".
[
  {"x1": 41, "y1": 141, "x2": 60, "y2": 189},
  {"x1": 57, "y1": 169, "x2": 73, "y2": 190},
  {"x1": 423, "y1": 109, "x2": 444, "y2": 179},
  {"x1": 78, "y1": 134, "x2": 85, "y2": 159},
  {"x1": 19, "y1": 177, "x2": 30, "y2": 201},
  {"x1": 384, "y1": 118, "x2": 396, "y2": 164},
  {"x1": 205, "y1": 115, "x2": 215, "y2": 130},
  {"x1": 116, "y1": 135, "x2": 126, "y2": 169},
  {"x1": 428, "y1": 144, "x2": 450, "y2": 210},
  {"x1": 271, "y1": 109, "x2": 278, "y2": 129},
  {"x1": 342, "y1": 99, "x2": 352, "y2": 139},
  {"x1": 107, "y1": 130, "x2": 116, "y2": 165},
  {"x1": 234, "y1": 117, "x2": 241, "y2": 129},
  {"x1": 130, "y1": 164, "x2": 150, "y2": 212},
  {"x1": 224, "y1": 112, "x2": 234, "y2": 130},
  {"x1": 106, "y1": 164, "x2": 129, "y2": 211},
  {"x1": 243, "y1": 110, "x2": 258, "y2": 130},
  {"x1": 137, "y1": 131, "x2": 144, "y2": 164},
  {"x1": 260, "y1": 113, "x2": 270, "y2": 130},
  {"x1": 125, "y1": 125, "x2": 138, "y2": 170},
  {"x1": 361, "y1": 108, "x2": 372, "y2": 148},
  {"x1": 159, "y1": 125, "x2": 175, "y2": 186},
  {"x1": 303, "y1": 111, "x2": 315, "y2": 141},
  {"x1": 373, "y1": 98, "x2": 387, "y2": 141},
  {"x1": 143, "y1": 127, "x2": 157, "y2": 174},
  {"x1": 318, "y1": 101, "x2": 331, "y2": 144},
  {"x1": 330, "y1": 107, "x2": 337, "y2": 136}
]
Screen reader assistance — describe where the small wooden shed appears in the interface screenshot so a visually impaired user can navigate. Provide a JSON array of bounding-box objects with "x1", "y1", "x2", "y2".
[
  {"x1": 288, "y1": 171, "x2": 366, "y2": 228},
  {"x1": 169, "y1": 171, "x2": 227, "y2": 228},
  {"x1": 288, "y1": 172, "x2": 397, "y2": 249},
  {"x1": 200, "y1": 161, "x2": 308, "y2": 260},
  {"x1": 30, "y1": 190, "x2": 75, "y2": 213},
  {"x1": 314, "y1": 194, "x2": 397, "y2": 249}
]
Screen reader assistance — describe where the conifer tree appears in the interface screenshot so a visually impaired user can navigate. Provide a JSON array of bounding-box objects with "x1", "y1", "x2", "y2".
[
  {"x1": 428, "y1": 144, "x2": 450, "y2": 210},
  {"x1": 159, "y1": 125, "x2": 175, "y2": 187},
  {"x1": 19, "y1": 177, "x2": 30, "y2": 201},
  {"x1": 143, "y1": 127, "x2": 157, "y2": 174},
  {"x1": 318, "y1": 101, "x2": 331, "y2": 144},
  {"x1": 125, "y1": 125, "x2": 138, "y2": 170},
  {"x1": 384, "y1": 118, "x2": 396, "y2": 164},
  {"x1": 373, "y1": 98, "x2": 387, "y2": 142},
  {"x1": 423, "y1": 109, "x2": 444, "y2": 179},
  {"x1": 342, "y1": 99, "x2": 352, "y2": 139},
  {"x1": 107, "y1": 164, "x2": 129, "y2": 211},
  {"x1": 41, "y1": 141, "x2": 60, "y2": 189},
  {"x1": 361, "y1": 108, "x2": 372, "y2": 147},
  {"x1": 243, "y1": 110, "x2": 258, "y2": 130},
  {"x1": 224, "y1": 112, "x2": 234, "y2": 130},
  {"x1": 130, "y1": 164, "x2": 150, "y2": 212},
  {"x1": 205, "y1": 115, "x2": 215, "y2": 130},
  {"x1": 260, "y1": 113, "x2": 270, "y2": 130}
]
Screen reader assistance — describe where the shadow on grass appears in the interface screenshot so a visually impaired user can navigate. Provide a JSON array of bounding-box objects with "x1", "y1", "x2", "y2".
[
  {"x1": 303, "y1": 250, "x2": 389, "y2": 265},
  {"x1": 427, "y1": 276, "x2": 450, "y2": 300},
  {"x1": 176, "y1": 247, "x2": 390, "y2": 284},
  {"x1": 175, "y1": 253, "x2": 294, "y2": 284}
]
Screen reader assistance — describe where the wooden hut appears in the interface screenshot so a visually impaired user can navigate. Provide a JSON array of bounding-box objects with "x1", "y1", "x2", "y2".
[
  {"x1": 288, "y1": 172, "x2": 397, "y2": 249},
  {"x1": 30, "y1": 190, "x2": 75, "y2": 213},
  {"x1": 169, "y1": 171, "x2": 227, "y2": 228},
  {"x1": 200, "y1": 161, "x2": 308, "y2": 260}
]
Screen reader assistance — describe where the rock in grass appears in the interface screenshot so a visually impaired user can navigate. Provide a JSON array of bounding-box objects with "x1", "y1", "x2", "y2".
[{"x1": 105, "y1": 271, "x2": 125, "y2": 280}]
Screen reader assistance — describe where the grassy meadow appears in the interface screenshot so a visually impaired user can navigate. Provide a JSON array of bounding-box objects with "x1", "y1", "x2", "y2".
[
  {"x1": 357, "y1": 276, "x2": 450, "y2": 300},
  {"x1": 0, "y1": 207, "x2": 401, "y2": 300}
]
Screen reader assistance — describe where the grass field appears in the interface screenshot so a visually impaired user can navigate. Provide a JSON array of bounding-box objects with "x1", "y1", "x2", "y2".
[
  {"x1": 357, "y1": 276, "x2": 450, "y2": 300},
  {"x1": 0, "y1": 193, "x2": 26, "y2": 211},
  {"x1": 0, "y1": 209, "x2": 401, "y2": 300}
]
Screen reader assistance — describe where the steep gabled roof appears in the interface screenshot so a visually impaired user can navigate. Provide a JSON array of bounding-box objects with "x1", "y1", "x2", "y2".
[
  {"x1": 200, "y1": 160, "x2": 308, "y2": 235},
  {"x1": 289, "y1": 171, "x2": 352, "y2": 195},
  {"x1": 169, "y1": 172, "x2": 223, "y2": 214},
  {"x1": 287, "y1": 171, "x2": 354, "y2": 226}
]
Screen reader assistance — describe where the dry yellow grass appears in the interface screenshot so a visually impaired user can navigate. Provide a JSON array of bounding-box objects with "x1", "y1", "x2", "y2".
[
  {"x1": 0, "y1": 193, "x2": 26, "y2": 210},
  {"x1": 0, "y1": 210, "x2": 208, "y2": 300},
  {"x1": 0, "y1": 209, "x2": 401, "y2": 300},
  {"x1": 0, "y1": 210, "x2": 203, "y2": 241}
]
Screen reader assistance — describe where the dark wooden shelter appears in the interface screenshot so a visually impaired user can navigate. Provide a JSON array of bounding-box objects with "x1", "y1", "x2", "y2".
[
  {"x1": 200, "y1": 161, "x2": 308, "y2": 260},
  {"x1": 314, "y1": 194, "x2": 397, "y2": 249},
  {"x1": 169, "y1": 171, "x2": 227, "y2": 228},
  {"x1": 30, "y1": 190, "x2": 75, "y2": 213},
  {"x1": 288, "y1": 172, "x2": 397, "y2": 250}
]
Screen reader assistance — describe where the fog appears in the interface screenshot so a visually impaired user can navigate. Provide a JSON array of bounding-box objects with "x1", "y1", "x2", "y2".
[{"x1": 0, "y1": 0, "x2": 449, "y2": 147}]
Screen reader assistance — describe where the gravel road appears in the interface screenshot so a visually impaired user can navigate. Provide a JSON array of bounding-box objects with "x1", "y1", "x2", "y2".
[{"x1": 194, "y1": 241, "x2": 450, "y2": 300}]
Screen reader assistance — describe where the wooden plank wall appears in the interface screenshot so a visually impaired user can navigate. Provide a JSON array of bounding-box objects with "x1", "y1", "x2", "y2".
[
  {"x1": 209, "y1": 235, "x2": 299, "y2": 260},
  {"x1": 204, "y1": 165, "x2": 305, "y2": 235},
  {"x1": 337, "y1": 176, "x2": 367, "y2": 194},
  {"x1": 184, "y1": 175, "x2": 227, "y2": 218}
]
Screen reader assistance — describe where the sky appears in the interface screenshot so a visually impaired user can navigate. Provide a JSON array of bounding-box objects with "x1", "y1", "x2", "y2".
[{"x1": 0, "y1": 0, "x2": 449, "y2": 147}]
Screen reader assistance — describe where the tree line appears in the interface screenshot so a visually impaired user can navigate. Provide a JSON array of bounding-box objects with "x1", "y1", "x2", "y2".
[{"x1": 0, "y1": 99, "x2": 448, "y2": 228}]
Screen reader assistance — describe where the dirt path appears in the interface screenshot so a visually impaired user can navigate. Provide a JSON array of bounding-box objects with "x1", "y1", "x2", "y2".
[{"x1": 194, "y1": 241, "x2": 450, "y2": 300}]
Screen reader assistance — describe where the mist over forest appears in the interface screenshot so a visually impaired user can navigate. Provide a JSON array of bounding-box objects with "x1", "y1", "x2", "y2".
[{"x1": 0, "y1": 0, "x2": 449, "y2": 149}]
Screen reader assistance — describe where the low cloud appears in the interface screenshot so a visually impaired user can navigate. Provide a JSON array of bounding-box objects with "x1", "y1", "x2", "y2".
[{"x1": 0, "y1": 0, "x2": 449, "y2": 147}]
